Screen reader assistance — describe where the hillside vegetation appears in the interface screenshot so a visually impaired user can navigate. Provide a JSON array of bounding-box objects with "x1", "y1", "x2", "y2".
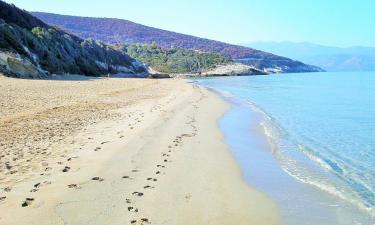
[
  {"x1": 121, "y1": 44, "x2": 231, "y2": 74},
  {"x1": 0, "y1": 1, "x2": 146, "y2": 78}
]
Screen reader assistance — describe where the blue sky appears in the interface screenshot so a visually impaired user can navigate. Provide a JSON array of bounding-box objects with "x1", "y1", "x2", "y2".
[{"x1": 4, "y1": 0, "x2": 375, "y2": 47}]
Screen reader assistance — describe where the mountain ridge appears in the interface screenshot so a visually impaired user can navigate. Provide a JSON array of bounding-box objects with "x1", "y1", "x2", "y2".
[{"x1": 246, "y1": 41, "x2": 375, "y2": 72}]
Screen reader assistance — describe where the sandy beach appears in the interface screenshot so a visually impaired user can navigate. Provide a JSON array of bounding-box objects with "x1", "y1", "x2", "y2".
[{"x1": 0, "y1": 74, "x2": 280, "y2": 225}]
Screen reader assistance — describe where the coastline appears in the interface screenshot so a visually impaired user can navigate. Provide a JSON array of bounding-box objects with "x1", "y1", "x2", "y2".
[
  {"x1": 195, "y1": 74, "x2": 375, "y2": 225},
  {"x1": 0, "y1": 74, "x2": 281, "y2": 225}
]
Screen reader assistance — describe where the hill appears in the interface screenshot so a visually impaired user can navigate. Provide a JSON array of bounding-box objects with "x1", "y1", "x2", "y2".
[
  {"x1": 246, "y1": 42, "x2": 375, "y2": 72},
  {"x1": 32, "y1": 12, "x2": 323, "y2": 73},
  {"x1": 121, "y1": 44, "x2": 230, "y2": 74},
  {"x1": 0, "y1": 1, "x2": 147, "y2": 78}
]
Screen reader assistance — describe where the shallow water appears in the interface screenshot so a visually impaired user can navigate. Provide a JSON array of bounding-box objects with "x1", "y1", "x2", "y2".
[{"x1": 195, "y1": 71, "x2": 375, "y2": 225}]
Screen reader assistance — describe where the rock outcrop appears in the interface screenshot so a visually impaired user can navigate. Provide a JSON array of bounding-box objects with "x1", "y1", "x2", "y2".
[
  {"x1": 0, "y1": 51, "x2": 47, "y2": 78},
  {"x1": 200, "y1": 63, "x2": 267, "y2": 76}
]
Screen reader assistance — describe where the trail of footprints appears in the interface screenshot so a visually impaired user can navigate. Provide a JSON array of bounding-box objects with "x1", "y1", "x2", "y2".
[
  {"x1": 0, "y1": 97, "x2": 201, "y2": 225},
  {"x1": 125, "y1": 117, "x2": 198, "y2": 224}
]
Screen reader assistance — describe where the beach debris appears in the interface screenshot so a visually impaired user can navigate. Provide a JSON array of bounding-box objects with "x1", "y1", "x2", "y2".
[
  {"x1": 122, "y1": 175, "x2": 130, "y2": 179},
  {"x1": 130, "y1": 220, "x2": 137, "y2": 224},
  {"x1": 125, "y1": 198, "x2": 132, "y2": 204}
]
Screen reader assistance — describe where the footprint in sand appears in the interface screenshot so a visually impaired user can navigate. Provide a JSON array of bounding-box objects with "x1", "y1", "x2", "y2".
[
  {"x1": 94, "y1": 147, "x2": 101, "y2": 151},
  {"x1": 62, "y1": 166, "x2": 71, "y2": 172},
  {"x1": 141, "y1": 218, "x2": 150, "y2": 224},
  {"x1": 0, "y1": 196, "x2": 6, "y2": 202},
  {"x1": 127, "y1": 206, "x2": 139, "y2": 212},
  {"x1": 34, "y1": 183, "x2": 41, "y2": 188},
  {"x1": 146, "y1": 178, "x2": 157, "y2": 182},
  {"x1": 132, "y1": 192, "x2": 144, "y2": 197},
  {"x1": 30, "y1": 182, "x2": 41, "y2": 192},
  {"x1": 67, "y1": 184, "x2": 81, "y2": 189},
  {"x1": 92, "y1": 177, "x2": 104, "y2": 182},
  {"x1": 162, "y1": 153, "x2": 170, "y2": 157},
  {"x1": 21, "y1": 198, "x2": 34, "y2": 207},
  {"x1": 67, "y1": 156, "x2": 78, "y2": 161},
  {"x1": 130, "y1": 219, "x2": 150, "y2": 224}
]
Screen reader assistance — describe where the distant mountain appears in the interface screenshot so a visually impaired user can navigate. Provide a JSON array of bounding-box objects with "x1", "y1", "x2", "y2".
[
  {"x1": 246, "y1": 42, "x2": 375, "y2": 72},
  {"x1": 32, "y1": 12, "x2": 323, "y2": 74},
  {"x1": 0, "y1": 1, "x2": 146, "y2": 78}
]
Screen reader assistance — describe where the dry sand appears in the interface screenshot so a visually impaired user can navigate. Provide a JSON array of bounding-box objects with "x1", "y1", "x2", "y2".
[{"x1": 0, "y1": 74, "x2": 281, "y2": 225}]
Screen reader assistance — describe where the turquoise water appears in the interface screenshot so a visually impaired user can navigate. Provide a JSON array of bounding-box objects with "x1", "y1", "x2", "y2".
[{"x1": 195, "y1": 72, "x2": 375, "y2": 225}]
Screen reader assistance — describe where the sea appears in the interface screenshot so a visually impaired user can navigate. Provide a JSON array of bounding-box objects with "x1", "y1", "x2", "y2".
[{"x1": 195, "y1": 71, "x2": 375, "y2": 225}]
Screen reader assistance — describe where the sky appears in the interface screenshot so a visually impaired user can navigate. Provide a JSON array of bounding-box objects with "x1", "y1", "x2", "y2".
[{"x1": 3, "y1": 0, "x2": 375, "y2": 47}]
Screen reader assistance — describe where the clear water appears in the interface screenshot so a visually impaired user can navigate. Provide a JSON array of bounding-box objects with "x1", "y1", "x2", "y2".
[{"x1": 195, "y1": 72, "x2": 375, "y2": 225}]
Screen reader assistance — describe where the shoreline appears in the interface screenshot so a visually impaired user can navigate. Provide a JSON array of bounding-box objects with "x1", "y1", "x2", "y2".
[
  {"x1": 0, "y1": 75, "x2": 281, "y2": 225},
  {"x1": 195, "y1": 75, "x2": 375, "y2": 225}
]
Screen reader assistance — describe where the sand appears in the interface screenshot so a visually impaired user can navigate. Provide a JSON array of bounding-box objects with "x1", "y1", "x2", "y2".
[{"x1": 0, "y1": 74, "x2": 281, "y2": 225}]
